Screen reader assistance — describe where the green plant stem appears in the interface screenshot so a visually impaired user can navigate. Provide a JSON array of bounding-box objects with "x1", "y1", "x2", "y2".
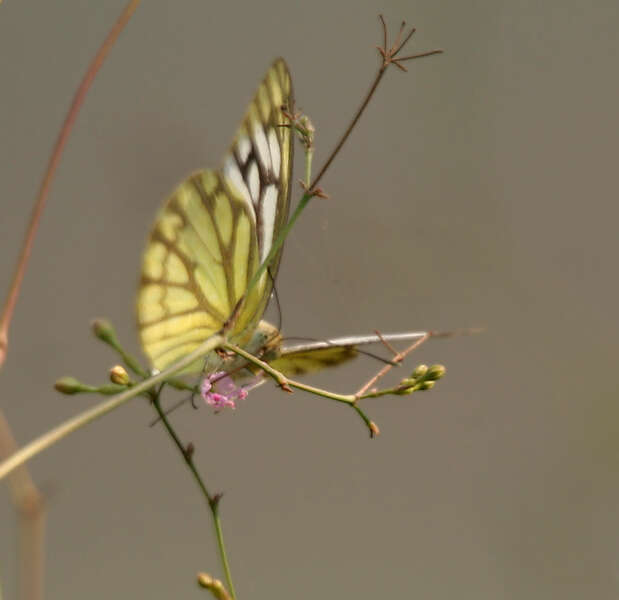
[
  {"x1": 0, "y1": 333, "x2": 224, "y2": 482},
  {"x1": 211, "y1": 508, "x2": 236, "y2": 600},
  {"x1": 223, "y1": 343, "x2": 351, "y2": 404},
  {"x1": 246, "y1": 191, "x2": 312, "y2": 293},
  {"x1": 244, "y1": 121, "x2": 314, "y2": 298},
  {"x1": 222, "y1": 343, "x2": 375, "y2": 434},
  {"x1": 112, "y1": 343, "x2": 148, "y2": 379},
  {"x1": 361, "y1": 387, "x2": 399, "y2": 399},
  {"x1": 151, "y1": 394, "x2": 237, "y2": 599}
]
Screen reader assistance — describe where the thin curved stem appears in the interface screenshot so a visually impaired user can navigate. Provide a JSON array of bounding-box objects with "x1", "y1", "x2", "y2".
[
  {"x1": 211, "y1": 504, "x2": 236, "y2": 600},
  {"x1": 0, "y1": 0, "x2": 141, "y2": 369},
  {"x1": 223, "y1": 342, "x2": 353, "y2": 404},
  {"x1": 309, "y1": 65, "x2": 387, "y2": 191},
  {"x1": 222, "y1": 342, "x2": 379, "y2": 437}
]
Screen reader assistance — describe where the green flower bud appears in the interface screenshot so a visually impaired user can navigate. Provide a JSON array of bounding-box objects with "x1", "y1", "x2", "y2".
[
  {"x1": 109, "y1": 365, "x2": 130, "y2": 386},
  {"x1": 412, "y1": 364, "x2": 428, "y2": 379},
  {"x1": 426, "y1": 364, "x2": 446, "y2": 380},
  {"x1": 418, "y1": 380, "x2": 435, "y2": 391},
  {"x1": 91, "y1": 318, "x2": 118, "y2": 345},
  {"x1": 54, "y1": 376, "x2": 85, "y2": 395}
]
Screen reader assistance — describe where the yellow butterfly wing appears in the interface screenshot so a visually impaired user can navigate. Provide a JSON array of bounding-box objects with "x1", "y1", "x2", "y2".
[
  {"x1": 268, "y1": 346, "x2": 360, "y2": 377},
  {"x1": 137, "y1": 59, "x2": 294, "y2": 372},
  {"x1": 263, "y1": 332, "x2": 429, "y2": 378}
]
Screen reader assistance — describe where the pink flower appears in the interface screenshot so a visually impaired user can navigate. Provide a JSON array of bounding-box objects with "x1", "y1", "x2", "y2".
[{"x1": 200, "y1": 372, "x2": 248, "y2": 411}]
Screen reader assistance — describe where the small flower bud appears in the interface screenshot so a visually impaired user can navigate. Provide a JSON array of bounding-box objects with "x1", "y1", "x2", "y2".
[
  {"x1": 297, "y1": 115, "x2": 315, "y2": 148},
  {"x1": 197, "y1": 573, "x2": 215, "y2": 588},
  {"x1": 197, "y1": 573, "x2": 231, "y2": 600},
  {"x1": 426, "y1": 364, "x2": 446, "y2": 381},
  {"x1": 299, "y1": 114, "x2": 315, "y2": 134},
  {"x1": 369, "y1": 421, "x2": 380, "y2": 437},
  {"x1": 54, "y1": 376, "x2": 84, "y2": 395},
  {"x1": 109, "y1": 365, "x2": 130, "y2": 385},
  {"x1": 91, "y1": 318, "x2": 118, "y2": 345},
  {"x1": 418, "y1": 380, "x2": 435, "y2": 391},
  {"x1": 412, "y1": 364, "x2": 428, "y2": 379}
]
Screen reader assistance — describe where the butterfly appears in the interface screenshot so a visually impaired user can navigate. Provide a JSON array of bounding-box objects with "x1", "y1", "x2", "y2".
[
  {"x1": 137, "y1": 59, "x2": 294, "y2": 375},
  {"x1": 136, "y1": 60, "x2": 431, "y2": 383}
]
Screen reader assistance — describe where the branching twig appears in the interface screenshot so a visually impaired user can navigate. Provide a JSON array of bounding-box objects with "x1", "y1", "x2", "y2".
[
  {"x1": 309, "y1": 15, "x2": 443, "y2": 191},
  {"x1": 246, "y1": 17, "x2": 442, "y2": 303},
  {"x1": 355, "y1": 333, "x2": 431, "y2": 398}
]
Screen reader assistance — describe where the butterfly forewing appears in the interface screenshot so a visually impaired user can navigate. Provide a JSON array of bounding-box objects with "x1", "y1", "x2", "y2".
[
  {"x1": 137, "y1": 60, "x2": 293, "y2": 372},
  {"x1": 222, "y1": 58, "x2": 294, "y2": 326}
]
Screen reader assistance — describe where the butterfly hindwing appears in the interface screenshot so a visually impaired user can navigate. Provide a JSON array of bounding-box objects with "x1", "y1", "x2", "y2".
[
  {"x1": 138, "y1": 170, "x2": 262, "y2": 371},
  {"x1": 137, "y1": 60, "x2": 294, "y2": 372},
  {"x1": 268, "y1": 346, "x2": 360, "y2": 377}
]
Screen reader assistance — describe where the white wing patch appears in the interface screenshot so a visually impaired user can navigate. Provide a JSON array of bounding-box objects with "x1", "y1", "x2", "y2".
[
  {"x1": 223, "y1": 155, "x2": 253, "y2": 214},
  {"x1": 237, "y1": 136, "x2": 251, "y2": 164},
  {"x1": 260, "y1": 184, "x2": 278, "y2": 263},
  {"x1": 224, "y1": 123, "x2": 287, "y2": 266},
  {"x1": 252, "y1": 123, "x2": 272, "y2": 174},
  {"x1": 247, "y1": 160, "x2": 260, "y2": 206},
  {"x1": 267, "y1": 128, "x2": 281, "y2": 179}
]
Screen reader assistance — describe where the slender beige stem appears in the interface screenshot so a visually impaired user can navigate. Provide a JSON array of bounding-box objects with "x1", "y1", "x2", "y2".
[
  {"x1": 0, "y1": 410, "x2": 46, "y2": 600},
  {"x1": 0, "y1": 0, "x2": 141, "y2": 369},
  {"x1": 309, "y1": 66, "x2": 387, "y2": 191},
  {"x1": 0, "y1": 334, "x2": 224, "y2": 482}
]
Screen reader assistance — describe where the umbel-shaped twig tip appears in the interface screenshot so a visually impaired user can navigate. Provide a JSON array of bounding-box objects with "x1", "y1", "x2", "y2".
[{"x1": 377, "y1": 14, "x2": 443, "y2": 72}]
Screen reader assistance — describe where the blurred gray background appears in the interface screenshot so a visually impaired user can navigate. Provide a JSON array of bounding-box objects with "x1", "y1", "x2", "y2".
[{"x1": 1, "y1": 1, "x2": 619, "y2": 598}]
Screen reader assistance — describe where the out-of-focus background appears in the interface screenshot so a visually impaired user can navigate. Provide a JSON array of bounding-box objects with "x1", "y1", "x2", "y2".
[{"x1": 1, "y1": 1, "x2": 619, "y2": 598}]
